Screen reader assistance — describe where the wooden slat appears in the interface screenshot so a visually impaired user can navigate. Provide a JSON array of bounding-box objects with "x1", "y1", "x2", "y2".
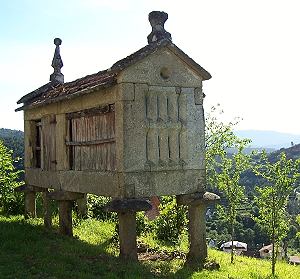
[
  {"x1": 41, "y1": 114, "x2": 56, "y2": 171},
  {"x1": 69, "y1": 105, "x2": 116, "y2": 171},
  {"x1": 66, "y1": 104, "x2": 114, "y2": 120},
  {"x1": 66, "y1": 138, "x2": 115, "y2": 146}
]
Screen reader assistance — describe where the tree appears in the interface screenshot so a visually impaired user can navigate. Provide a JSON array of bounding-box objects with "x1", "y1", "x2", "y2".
[
  {"x1": 205, "y1": 105, "x2": 244, "y2": 178},
  {"x1": 253, "y1": 151, "x2": 300, "y2": 276},
  {"x1": 205, "y1": 105, "x2": 251, "y2": 263},
  {"x1": 296, "y1": 215, "x2": 300, "y2": 240},
  {"x1": 213, "y1": 145, "x2": 250, "y2": 263},
  {"x1": 0, "y1": 140, "x2": 23, "y2": 214}
]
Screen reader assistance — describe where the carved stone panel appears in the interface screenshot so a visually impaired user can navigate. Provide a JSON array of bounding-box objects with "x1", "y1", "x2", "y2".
[{"x1": 145, "y1": 86, "x2": 185, "y2": 170}]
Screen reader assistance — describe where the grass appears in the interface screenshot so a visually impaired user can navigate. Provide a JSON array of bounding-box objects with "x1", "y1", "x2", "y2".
[{"x1": 0, "y1": 215, "x2": 299, "y2": 279}]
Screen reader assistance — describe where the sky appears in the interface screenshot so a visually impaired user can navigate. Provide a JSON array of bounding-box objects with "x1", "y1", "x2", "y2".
[{"x1": 1, "y1": 0, "x2": 300, "y2": 134}]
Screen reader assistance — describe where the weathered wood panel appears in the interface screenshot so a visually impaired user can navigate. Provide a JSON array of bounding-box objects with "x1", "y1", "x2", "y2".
[
  {"x1": 24, "y1": 120, "x2": 36, "y2": 168},
  {"x1": 35, "y1": 122, "x2": 42, "y2": 168},
  {"x1": 67, "y1": 104, "x2": 115, "y2": 171},
  {"x1": 41, "y1": 114, "x2": 56, "y2": 171},
  {"x1": 56, "y1": 114, "x2": 69, "y2": 170}
]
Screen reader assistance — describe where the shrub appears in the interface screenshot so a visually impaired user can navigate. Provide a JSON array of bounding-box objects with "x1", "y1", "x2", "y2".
[
  {"x1": 153, "y1": 196, "x2": 188, "y2": 244},
  {"x1": 87, "y1": 195, "x2": 117, "y2": 221},
  {"x1": 0, "y1": 140, "x2": 24, "y2": 214},
  {"x1": 86, "y1": 194, "x2": 188, "y2": 245}
]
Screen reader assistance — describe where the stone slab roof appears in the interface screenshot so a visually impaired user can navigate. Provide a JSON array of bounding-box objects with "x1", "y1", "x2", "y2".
[
  {"x1": 16, "y1": 71, "x2": 117, "y2": 111},
  {"x1": 16, "y1": 39, "x2": 211, "y2": 111}
]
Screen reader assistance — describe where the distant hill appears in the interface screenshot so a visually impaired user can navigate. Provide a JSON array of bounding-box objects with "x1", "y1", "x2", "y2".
[
  {"x1": 268, "y1": 143, "x2": 300, "y2": 162},
  {"x1": 235, "y1": 130, "x2": 300, "y2": 149},
  {"x1": 0, "y1": 128, "x2": 24, "y2": 139},
  {"x1": 0, "y1": 128, "x2": 24, "y2": 171},
  {"x1": 239, "y1": 143, "x2": 300, "y2": 194}
]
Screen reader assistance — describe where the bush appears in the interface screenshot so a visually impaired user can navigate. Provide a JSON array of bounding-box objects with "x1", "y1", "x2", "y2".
[
  {"x1": 0, "y1": 140, "x2": 24, "y2": 214},
  {"x1": 136, "y1": 196, "x2": 188, "y2": 244},
  {"x1": 153, "y1": 196, "x2": 188, "y2": 244},
  {"x1": 87, "y1": 195, "x2": 117, "y2": 222},
  {"x1": 86, "y1": 194, "x2": 188, "y2": 245}
]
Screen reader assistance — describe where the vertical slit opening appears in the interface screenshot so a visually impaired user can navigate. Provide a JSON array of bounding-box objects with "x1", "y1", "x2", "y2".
[
  {"x1": 166, "y1": 96, "x2": 169, "y2": 119},
  {"x1": 168, "y1": 135, "x2": 171, "y2": 159},
  {"x1": 157, "y1": 133, "x2": 161, "y2": 160},
  {"x1": 177, "y1": 94, "x2": 180, "y2": 121},
  {"x1": 145, "y1": 130, "x2": 149, "y2": 161},
  {"x1": 156, "y1": 95, "x2": 159, "y2": 121},
  {"x1": 178, "y1": 133, "x2": 181, "y2": 159}
]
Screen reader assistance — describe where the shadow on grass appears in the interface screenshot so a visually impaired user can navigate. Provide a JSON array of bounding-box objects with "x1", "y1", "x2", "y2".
[{"x1": 0, "y1": 216, "x2": 165, "y2": 279}]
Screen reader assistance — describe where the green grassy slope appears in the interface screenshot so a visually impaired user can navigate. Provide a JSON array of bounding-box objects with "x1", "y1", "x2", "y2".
[{"x1": 0, "y1": 215, "x2": 299, "y2": 279}]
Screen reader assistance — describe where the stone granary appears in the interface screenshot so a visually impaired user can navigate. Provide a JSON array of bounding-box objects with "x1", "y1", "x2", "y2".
[{"x1": 16, "y1": 11, "x2": 219, "y2": 263}]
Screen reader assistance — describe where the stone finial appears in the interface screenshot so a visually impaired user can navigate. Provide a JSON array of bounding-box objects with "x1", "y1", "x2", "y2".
[
  {"x1": 50, "y1": 38, "x2": 64, "y2": 83},
  {"x1": 147, "y1": 11, "x2": 172, "y2": 44}
]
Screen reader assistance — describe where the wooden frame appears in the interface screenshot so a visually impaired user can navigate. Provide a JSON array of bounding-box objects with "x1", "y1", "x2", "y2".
[{"x1": 66, "y1": 104, "x2": 116, "y2": 171}]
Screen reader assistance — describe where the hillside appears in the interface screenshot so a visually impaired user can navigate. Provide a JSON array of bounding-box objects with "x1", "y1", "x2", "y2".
[
  {"x1": 0, "y1": 128, "x2": 24, "y2": 158},
  {"x1": 235, "y1": 130, "x2": 300, "y2": 149},
  {"x1": 268, "y1": 143, "x2": 300, "y2": 162},
  {"x1": 0, "y1": 215, "x2": 299, "y2": 279},
  {"x1": 0, "y1": 128, "x2": 24, "y2": 171}
]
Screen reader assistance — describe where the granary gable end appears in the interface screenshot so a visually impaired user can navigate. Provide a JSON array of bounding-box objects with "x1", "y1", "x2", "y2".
[{"x1": 116, "y1": 42, "x2": 209, "y2": 86}]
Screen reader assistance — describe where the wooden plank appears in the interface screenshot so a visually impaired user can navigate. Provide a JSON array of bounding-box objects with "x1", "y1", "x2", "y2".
[
  {"x1": 66, "y1": 104, "x2": 114, "y2": 120},
  {"x1": 65, "y1": 138, "x2": 115, "y2": 146},
  {"x1": 67, "y1": 105, "x2": 116, "y2": 171},
  {"x1": 41, "y1": 117, "x2": 49, "y2": 170},
  {"x1": 42, "y1": 115, "x2": 56, "y2": 171},
  {"x1": 56, "y1": 114, "x2": 69, "y2": 170},
  {"x1": 24, "y1": 120, "x2": 36, "y2": 168},
  {"x1": 36, "y1": 119, "x2": 42, "y2": 168},
  {"x1": 50, "y1": 115, "x2": 56, "y2": 170}
]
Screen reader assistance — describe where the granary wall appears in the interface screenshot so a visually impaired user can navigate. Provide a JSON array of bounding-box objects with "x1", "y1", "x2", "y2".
[
  {"x1": 117, "y1": 48, "x2": 206, "y2": 197},
  {"x1": 24, "y1": 85, "x2": 122, "y2": 196}
]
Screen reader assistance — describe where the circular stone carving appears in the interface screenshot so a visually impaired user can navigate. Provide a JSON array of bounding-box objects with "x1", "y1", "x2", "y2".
[{"x1": 160, "y1": 67, "x2": 171, "y2": 80}]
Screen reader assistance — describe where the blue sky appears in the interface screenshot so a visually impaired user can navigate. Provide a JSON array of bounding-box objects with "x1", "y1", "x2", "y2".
[{"x1": 1, "y1": 0, "x2": 300, "y2": 134}]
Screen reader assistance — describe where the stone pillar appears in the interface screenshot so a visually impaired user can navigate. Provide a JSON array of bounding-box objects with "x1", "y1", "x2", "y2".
[
  {"x1": 58, "y1": 200, "x2": 73, "y2": 236},
  {"x1": 24, "y1": 191, "x2": 36, "y2": 218},
  {"x1": 118, "y1": 211, "x2": 137, "y2": 261},
  {"x1": 176, "y1": 191, "x2": 220, "y2": 266},
  {"x1": 47, "y1": 190, "x2": 84, "y2": 237},
  {"x1": 42, "y1": 191, "x2": 52, "y2": 229},
  {"x1": 187, "y1": 203, "x2": 207, "y2": 264},
  {"x1": 15, "y1": 185, "x2": 51, "y2": 220},
  {"x1": 77, "y1": 194, "x2": 88, "y2": 217},
  {"x1": 104, "y1": 198, "x2": 152, "y2": 261}
]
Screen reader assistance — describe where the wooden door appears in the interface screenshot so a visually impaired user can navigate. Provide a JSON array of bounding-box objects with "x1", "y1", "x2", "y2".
[{"x1": 41, "y1": 114, "x2": 57, "y2": 171}]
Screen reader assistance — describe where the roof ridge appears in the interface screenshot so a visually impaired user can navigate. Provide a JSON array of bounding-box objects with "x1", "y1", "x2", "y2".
[{"x1": 16, "y1": 39, "x2": 211, "y2": 111}]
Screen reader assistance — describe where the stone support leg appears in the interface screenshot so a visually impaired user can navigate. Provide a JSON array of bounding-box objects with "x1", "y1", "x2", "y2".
[
  {"x1": 77, "y1": 194, "x2": 88, "y2": 217},
  {"x1": 58, "y1": 200, "x2": 73, "y2": 236},
  {"x1": 42, "y1": 191, "x2": 52, "y2": 229},
  {"x1": 24, "y1": 191, "x2": 36, "y2": 218},
  {"x1": 118, "y1": 211, "x2": 138, "y2": 261},
  {"x1": 187, "y1": 203, "x2": 207, "y2": 264}
]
